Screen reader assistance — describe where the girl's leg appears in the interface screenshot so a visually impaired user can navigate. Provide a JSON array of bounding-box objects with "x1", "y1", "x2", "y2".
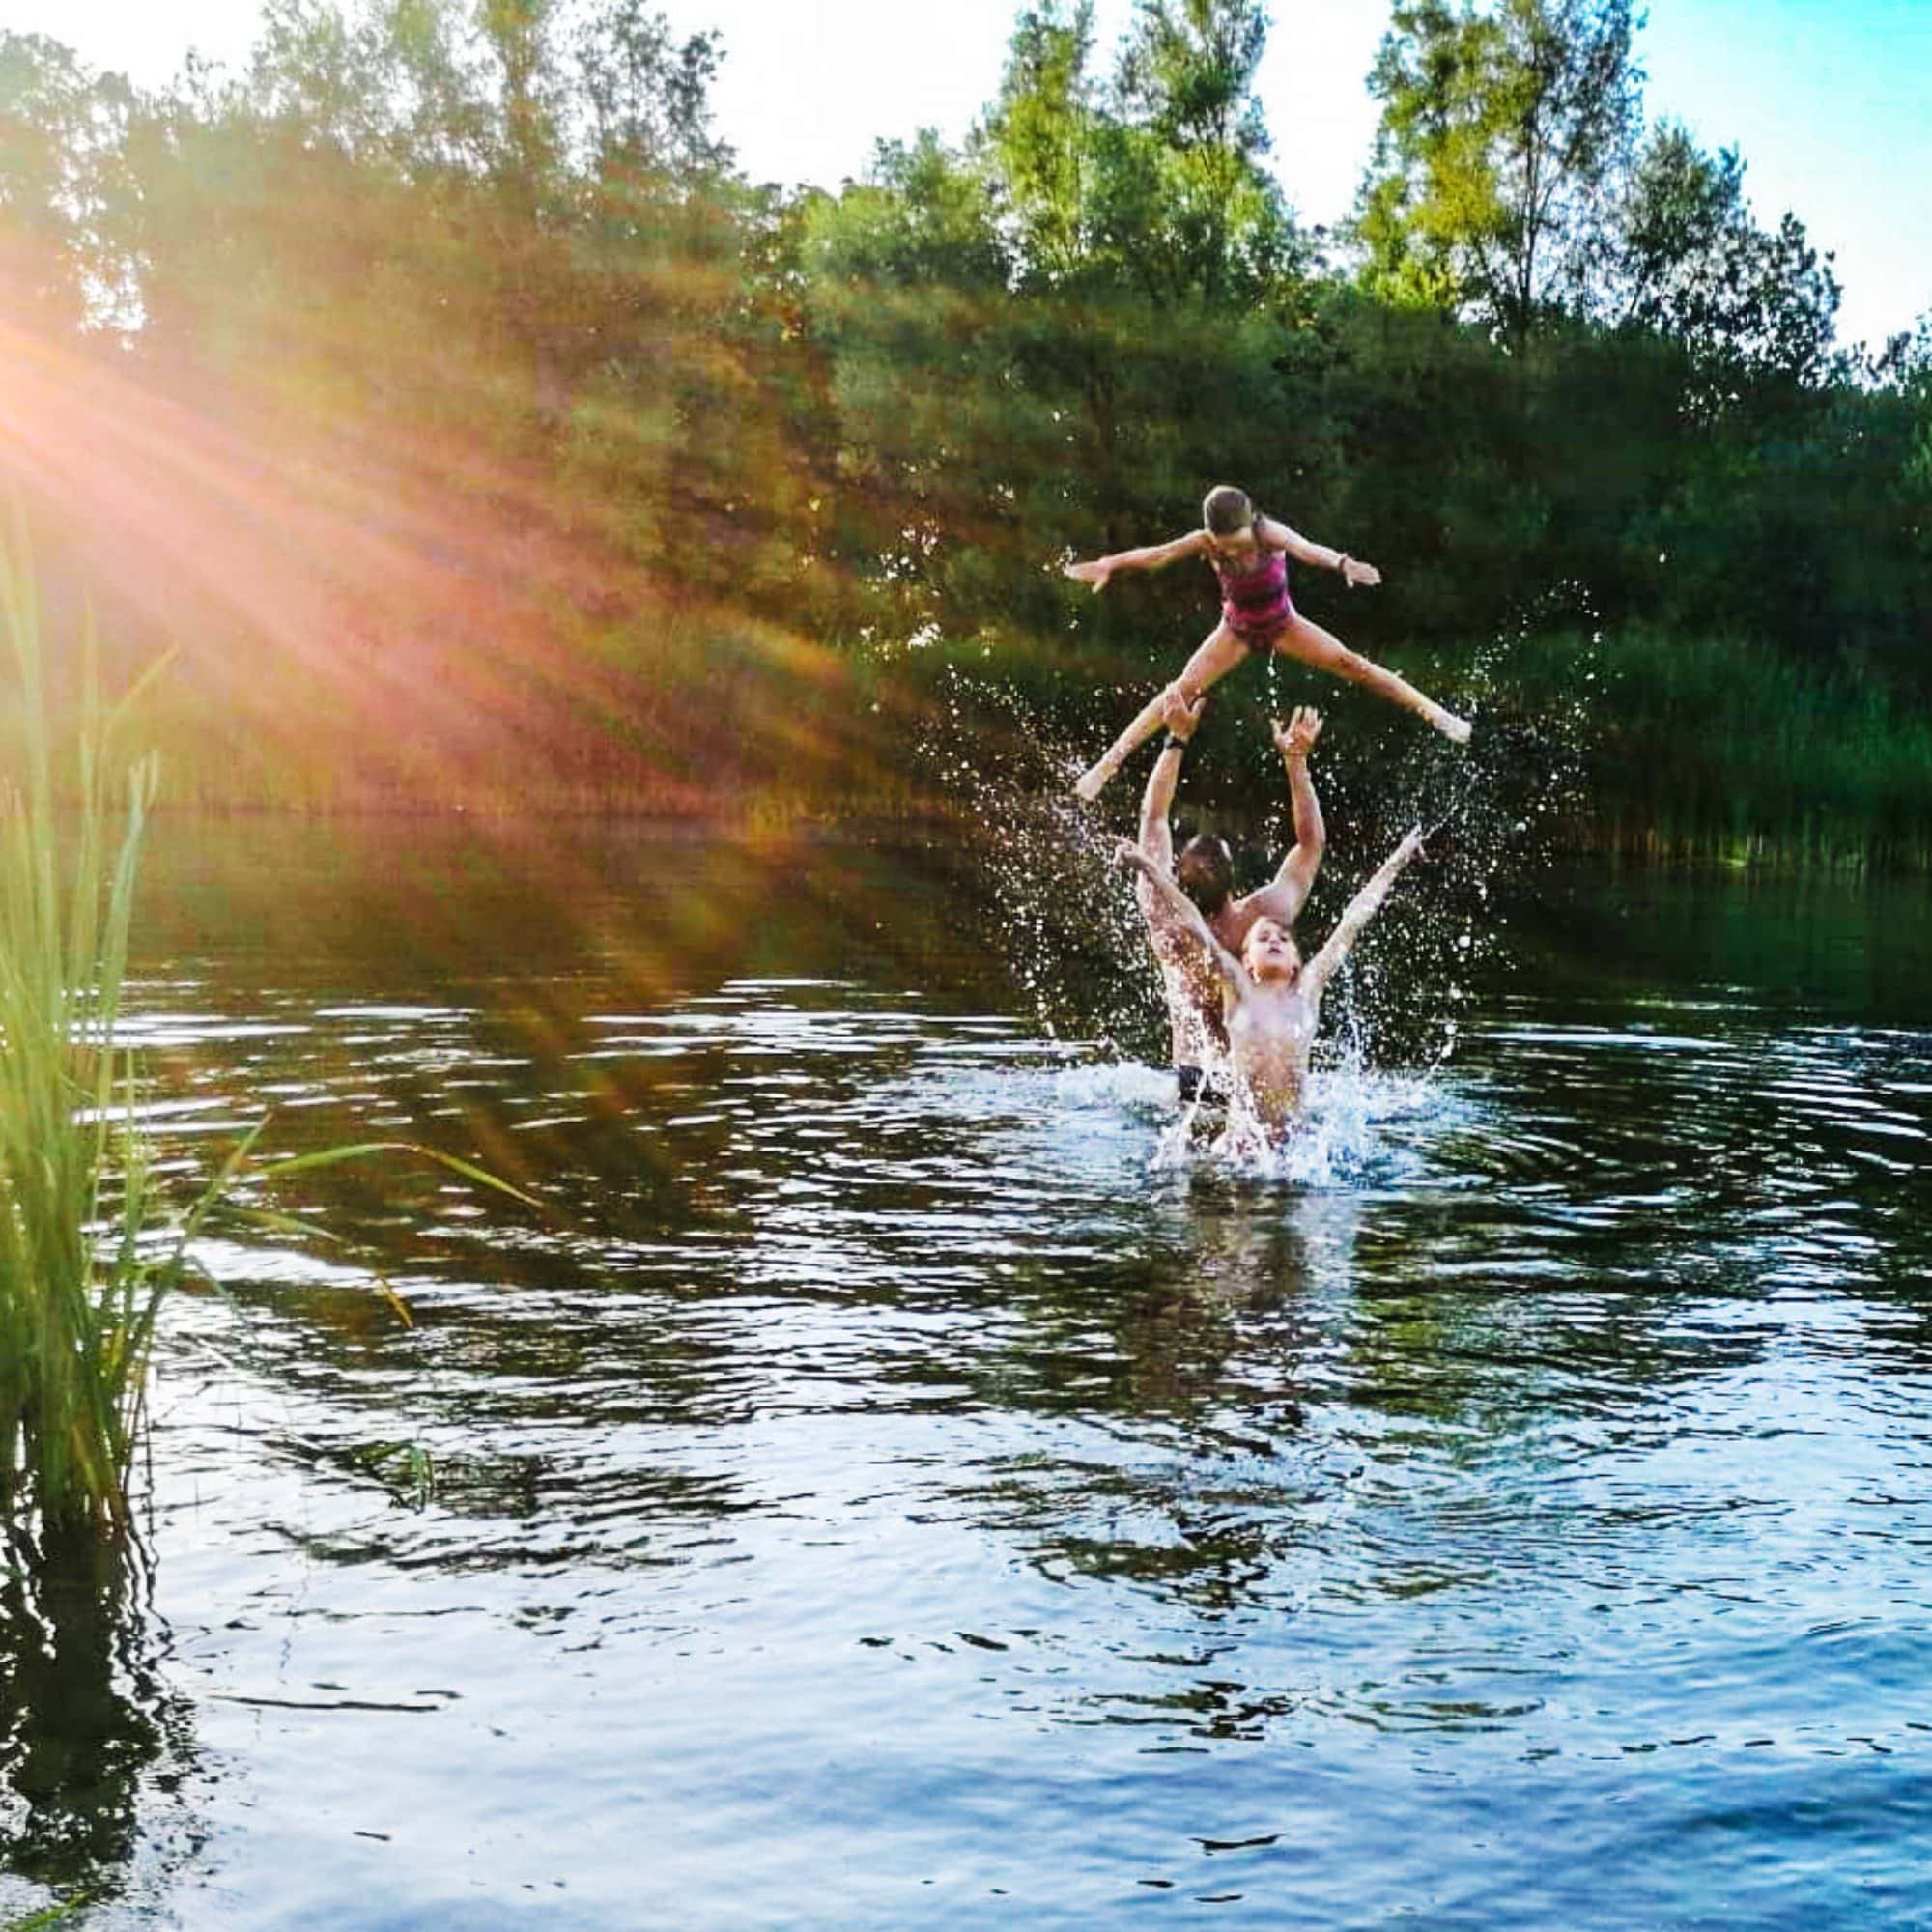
[
  {"x1": 1271, "y1": 614, "x2": 1471, "y2": 744},
  {"x1": 1073, "y1": 625, "x2": 1250, "y2": 801}
]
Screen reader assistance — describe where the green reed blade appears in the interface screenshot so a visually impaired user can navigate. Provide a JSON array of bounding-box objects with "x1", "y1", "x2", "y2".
[
  {"x1": 2, "y1": 523, "x2": 532, "y2": 1546},
  {"x1": 254, "y1": 1142, "x2": 550, "y2": 1213}
]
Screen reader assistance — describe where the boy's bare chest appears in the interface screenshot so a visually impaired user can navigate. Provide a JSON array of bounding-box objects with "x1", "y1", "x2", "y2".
[{"x1": 1228, "y1": 986, "x2": 1316, "y2": 1062}]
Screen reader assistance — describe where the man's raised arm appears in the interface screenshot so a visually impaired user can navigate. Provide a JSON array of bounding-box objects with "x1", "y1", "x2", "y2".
[
  {"x1": 1240, "y1": 707, "x2": 1325, "y2": 928},
  {"x1": 1137, "y1": 687, "x2": 1207, "y2": 870}
]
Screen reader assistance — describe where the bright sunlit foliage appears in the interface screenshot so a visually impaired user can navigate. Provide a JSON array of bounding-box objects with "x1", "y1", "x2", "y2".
[{"x1": 0, "y1": 0, "x2": 1925, "y2": 849}]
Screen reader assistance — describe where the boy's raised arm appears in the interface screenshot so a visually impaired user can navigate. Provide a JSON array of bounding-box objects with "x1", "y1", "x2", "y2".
[
  {"x1": 1302, "y1": 828, "x2": 1425, "y2": 1001},
  {"x1": 1114, "y1": 840, "x2": 1247, "y2": 995}
]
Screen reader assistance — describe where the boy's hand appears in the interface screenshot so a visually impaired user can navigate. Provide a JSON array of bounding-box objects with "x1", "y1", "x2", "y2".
[
  {"x1": 1160, "y1": 686, "x2": 1206, "y2": 740},
  {"x1": 1063, "y1": 558, "x2": 1112, "y2": 593},
  {"x1": 1272, "y1": 706, "x2": 1321, "y2": 759},
  {"x1": 1113, "y1": 837, "x2": 1151, "y2": 872}
]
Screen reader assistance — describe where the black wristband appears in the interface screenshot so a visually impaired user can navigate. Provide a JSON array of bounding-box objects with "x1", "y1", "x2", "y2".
[{"x1": 1161, "y1": 732, "x2": 1188, "y2": 753}]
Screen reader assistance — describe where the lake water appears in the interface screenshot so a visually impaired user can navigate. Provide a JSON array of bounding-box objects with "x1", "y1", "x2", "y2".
[{"x1": 4, "y1": 822, "x2": 1931, "y2": 1929}]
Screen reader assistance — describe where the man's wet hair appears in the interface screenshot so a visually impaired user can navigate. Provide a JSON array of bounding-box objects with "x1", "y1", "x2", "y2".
[
  {"x1": 1176, "y1": 832, "x2": 1235, "y2": 915},
  {"x1": 1202, "y1": 485, "x2": 1255, "y2": 537}
]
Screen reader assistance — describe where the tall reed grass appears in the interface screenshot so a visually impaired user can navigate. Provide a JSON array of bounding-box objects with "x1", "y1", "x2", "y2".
[
  {"x1": 1, "y1": 528, "x2": 549, "y2": 1549},
  {"x1": 1506, "y1": 627, "x2": 1932, "y2": 869},
  {"x1": 0, "y1": 530, "x2": 174, "y2": 1545}
]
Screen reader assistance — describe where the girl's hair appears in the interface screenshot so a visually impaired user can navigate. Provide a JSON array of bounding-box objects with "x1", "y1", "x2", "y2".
[{"x1": 1202, "y1": 485, "x2": 1255, "y2": 537}]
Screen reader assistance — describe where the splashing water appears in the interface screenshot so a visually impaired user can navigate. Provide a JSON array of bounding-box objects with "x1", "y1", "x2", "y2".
[
  {"x1": 1301, "y1": 619, "x2": 1594, "y2": 1077},
  {"x1": 1151, "y1": 1058, "x2": 1451, "y2": 1186},
  {"x1": 920, "y1": 632, "x2": 1588, "y2": 1182},
  {"x1": 917, "y1": 667, "x2": 1166, "y2": 1055}
]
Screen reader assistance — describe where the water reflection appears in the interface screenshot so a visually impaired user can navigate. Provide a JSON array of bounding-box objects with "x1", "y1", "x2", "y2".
[
  {"x1": 6, "y1": 824, "x2": 1929, "y2": 1927},
  {"x1": 0, "y1": 1540, "x2": 195, "y2": 1904}
]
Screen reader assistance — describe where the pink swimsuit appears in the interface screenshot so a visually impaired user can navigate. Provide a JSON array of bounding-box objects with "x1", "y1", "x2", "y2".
[{"x1": 1210, "y1": 543, "x2": 1295, "y2": 647}]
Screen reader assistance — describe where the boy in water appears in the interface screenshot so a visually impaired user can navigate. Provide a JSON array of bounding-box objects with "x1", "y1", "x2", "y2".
[
  {"x1": 1116, "y1": 822, "x2": 1427, "y2": 1147},
  {"x1": 1135, "y1": 685, "x2": 1327, "y2": 1105},
  {"x1": 1065, "y1": 484, "x2": 1470, "y2": 800}
]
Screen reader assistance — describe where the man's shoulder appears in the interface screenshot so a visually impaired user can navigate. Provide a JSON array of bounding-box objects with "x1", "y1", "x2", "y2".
[
  {"x1": 1218, "y1": 886, "x2": 1283, "y2": 937},
  {"x1": 1145, "y1": 907, "x2": 1207, "y2": 960},
  {"x1": 1211, "y1": 899, "x2": 1254, "y2": 945},
  {"x1": 1227, "y1": 871, "x2": 1313, "y2": 929}
]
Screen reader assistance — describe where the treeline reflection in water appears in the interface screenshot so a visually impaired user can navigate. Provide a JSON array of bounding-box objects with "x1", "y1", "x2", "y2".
[{"x1": 4, "y1": 822, "x2": 1931, "y2": 1929}]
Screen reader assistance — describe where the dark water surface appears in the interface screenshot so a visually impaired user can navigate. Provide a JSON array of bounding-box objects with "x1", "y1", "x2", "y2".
[{"x1": 6, "y1": 824, "x2": 1932, "y2": 1929}]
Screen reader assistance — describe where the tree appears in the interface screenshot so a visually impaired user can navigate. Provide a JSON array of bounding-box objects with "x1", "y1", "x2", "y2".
[
  {"x1": 1117, "y1": 0, "x2": 1269, "y2": 161},
  {"x1": 571, "y1": 0, "x2": 728, "y2": 182},
  {"x1": 796, "y1": 131, "x2": 1028, "y2": 636},
  {"x1": 1359, "y1": 0, "x2": 1640, "y2": 349},
  {"x1": 980, "y1": 1, "x2": 1098, "y2": 288},
  {"x1": 1605, "y1": 121, "x2": 1838, "y2": 392},
  {"x1": 976, "y1": 0, "x2": 1303, "y2": 308},
  {"x1": 0, "y1": 33, "x2": 138, "y2": 333},
  {"x1": 1112, "y1": 0, "x2": 1303, "y2": 307}
]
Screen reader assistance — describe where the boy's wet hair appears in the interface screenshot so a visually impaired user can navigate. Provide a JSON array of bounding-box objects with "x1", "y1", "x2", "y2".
[
  {"x1": 1176, "y1": 833, "x2": 1235, "y2": 916},
  {"x1": 1202, "y1": 485, "x2": 1255, "y2": 537}
]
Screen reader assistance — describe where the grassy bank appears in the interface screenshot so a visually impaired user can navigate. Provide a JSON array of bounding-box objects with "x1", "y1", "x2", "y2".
[
  {"x1": 8, "y1": 582, "x2": 1928, "y2": 867},
  {"x1": 1497, "y1": 627, "x2": 1932, "y2": 871}
]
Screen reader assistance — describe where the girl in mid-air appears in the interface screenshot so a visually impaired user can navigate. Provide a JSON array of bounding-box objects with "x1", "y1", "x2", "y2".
[{"x1": 1064, "y1": 485, "x2": 1471, "y2": 800}]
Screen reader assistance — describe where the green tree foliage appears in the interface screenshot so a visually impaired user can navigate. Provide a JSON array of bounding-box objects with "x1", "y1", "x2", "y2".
[
  {"x1": 1360, "y1": 0, "x2": 1640, "y2": 347},
  {"x1": 112, "y1": 0, "x2": 808, "y2": 592},
  {"x1": 0, "y1": 0, "x2": 1926, "y2": 847},
  {"x1": 1111, "y1": 0, "x2": 1303, "y2": 306},
  {"x1": 0, "y1": 34, "x2": 139, "y2": 332},
  {"x1": 796, "y1": 131, "x2": 1026, "y2": 638},
  {"x1": 978, "y1": 0, "x2": 1305, "y2": 306},
  {"x1": 980, "y1": 2, "x2": 1097, "y2": 288},
  {"x1": 797, "y1": 0, "x2": 1317, "y2": 659},
  {"x1": 1606, "y1": 121, "x2": 1839, "y2": 392}
]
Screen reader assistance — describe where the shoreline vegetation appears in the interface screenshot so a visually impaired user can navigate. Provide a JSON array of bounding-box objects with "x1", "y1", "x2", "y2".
[
  {"x1": 1, "y1": 534, "x2": 174, "y2": 1550},
  {"x1": 0, "y1": 536, "x2": 549, "y2": 1558},
  {"x1": 18, "y1": 614, "x2": 1919, "y2": 873},
  {"x1": 1, "y1": 0, "x2": 1927, "y2": 868}
]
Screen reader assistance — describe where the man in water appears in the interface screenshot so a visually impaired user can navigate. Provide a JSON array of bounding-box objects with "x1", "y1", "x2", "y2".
[
  {"x1": 1118, "y1": 824, "x2": 1427, "y2": 1147},
  {"x1": 1133, "y1": 686, "x2": 1326, "y2": 1105}
]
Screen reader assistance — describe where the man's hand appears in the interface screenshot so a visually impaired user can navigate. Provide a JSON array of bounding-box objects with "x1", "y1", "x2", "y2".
[
  {"x1": 1063, "y1": 558, "x2": 1112, "y2": 592},
  {"x1": 1161, "y1": 685, "x2": 1206, "y2": 741},
  {"x1": 1272, "y1": 705, "x2": 1322, "y2": 760}
]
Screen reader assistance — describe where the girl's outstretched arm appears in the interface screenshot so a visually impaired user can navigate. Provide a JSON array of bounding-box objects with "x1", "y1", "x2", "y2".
[
  {"x1": 1257, "y1": 516, "x2": 1382, "y2": 590},
  {"x1": 1064, "y1": 529, "x2": 1207, "y2": 592},
  {"x1": 1301, "y1": 828, "x2": 1425, "y2": 1003},
  {"x1": 1115, "y1": 840, "x2": 1248, "y2": 999}
]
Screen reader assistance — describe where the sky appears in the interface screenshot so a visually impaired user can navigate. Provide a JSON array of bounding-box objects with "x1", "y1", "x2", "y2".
[{"x1": 8, "y1": 0, "x2": 1928, "y2": 350}]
